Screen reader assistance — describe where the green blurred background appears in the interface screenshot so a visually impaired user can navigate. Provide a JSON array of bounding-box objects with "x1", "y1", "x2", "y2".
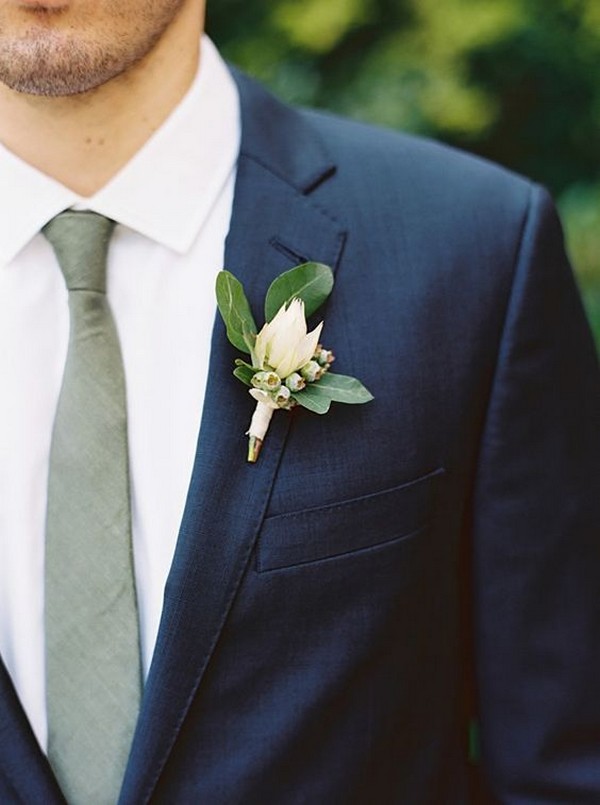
[{"x1": 207, "y1": 0, "x2": 600, "y2": 348}]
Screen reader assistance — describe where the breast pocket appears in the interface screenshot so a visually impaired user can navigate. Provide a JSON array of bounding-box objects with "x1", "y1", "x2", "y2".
[{"x1": 256, "y1": 467, "x2": 445, "y2": 572}]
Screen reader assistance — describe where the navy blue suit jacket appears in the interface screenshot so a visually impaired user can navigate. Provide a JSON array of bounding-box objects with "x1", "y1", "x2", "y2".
[{"x1": 2, "y1": 68, "x2": 600, "y2": 804}]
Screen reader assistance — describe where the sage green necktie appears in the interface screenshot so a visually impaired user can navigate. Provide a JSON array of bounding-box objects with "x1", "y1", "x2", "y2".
[{"x1": 43, "y1": 211, "x2": 142, "y2": 805}]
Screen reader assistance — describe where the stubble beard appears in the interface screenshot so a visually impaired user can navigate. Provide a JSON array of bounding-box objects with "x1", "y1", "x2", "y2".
[{"x1": 0, "y1": 2, "x2": 185, "y2": 97}]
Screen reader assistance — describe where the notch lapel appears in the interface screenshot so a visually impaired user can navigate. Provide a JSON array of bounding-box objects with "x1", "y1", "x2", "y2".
[{"x1": 119, "y1": 71, "x2": 346, "y2": 804}]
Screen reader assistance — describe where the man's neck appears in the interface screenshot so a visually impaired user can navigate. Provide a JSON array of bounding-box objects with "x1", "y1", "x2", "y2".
[{"x1": 0, "y1": 4, "x2": 203, "y2": 197}]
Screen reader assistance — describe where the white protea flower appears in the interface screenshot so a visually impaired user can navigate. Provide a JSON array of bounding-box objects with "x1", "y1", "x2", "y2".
[
  {"x1": 253, "y1": 299, "x2": 323, "y2": 380},
  {"x1": 216, "y1": 264, "x2": 372, "y2": 464}
]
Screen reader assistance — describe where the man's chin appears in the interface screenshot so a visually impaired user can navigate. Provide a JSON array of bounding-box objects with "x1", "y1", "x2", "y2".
[
  {"x1": 0, "y1": 54, "x2": 109, "y2": 97},
  {"x1": 0, "y1": 75, "x2": 89, "y2": 97}
]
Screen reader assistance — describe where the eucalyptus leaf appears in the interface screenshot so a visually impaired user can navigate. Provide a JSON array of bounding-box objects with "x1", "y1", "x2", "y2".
[
  {"x1": 216, "y1": 271, "x2": 257, "y2": 354},
  {"x1": 316, "y1": 372, "x2": 374, "y2": 404},
  {"x1": 292, "y1": 385, "x2": 332, "y2": 414},
  {"x1": 265, "y1": 263, "x2": 334, "y2": 322},
  {"x1": 242, "y1": 329, "x2": 257, "y2": 355},
  {"x1": 233, "y1": 361, "x2": 256, "y2": 387}
]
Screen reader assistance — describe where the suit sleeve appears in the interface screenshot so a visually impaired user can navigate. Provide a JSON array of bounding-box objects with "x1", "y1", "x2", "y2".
[{"x1": 472, "y1": 183, "x2": 600, "y2": 802}]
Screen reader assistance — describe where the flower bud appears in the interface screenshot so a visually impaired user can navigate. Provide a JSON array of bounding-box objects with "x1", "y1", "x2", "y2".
[
  {"x1": 300, "y1": 360, "x2": 323, "y2": 383},
  {"x1": 251, "y1": 370, "x2": 281, "y2": 392},
  {"x1": 285, "y1": 372, "x2": 306, "y2": 392},
  {"x1": 272, "y1": 385, "x2": 293, "y2": 408},
  {"x1": 316, "y1": 347, "x2": 335, "y2": 367}
]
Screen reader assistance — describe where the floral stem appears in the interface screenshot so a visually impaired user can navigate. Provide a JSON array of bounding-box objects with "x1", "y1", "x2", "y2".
[
  {"x1": 247, "y1": 435, "x2": 263, "y2": 463},
  {"x1": 246, "y1": 401, "x2": 275, "y2": 463}
]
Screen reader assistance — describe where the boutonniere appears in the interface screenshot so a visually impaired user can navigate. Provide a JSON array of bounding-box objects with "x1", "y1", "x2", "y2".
[{"x1": 216, "y1": 262, "x2": 373, "y2": 462}]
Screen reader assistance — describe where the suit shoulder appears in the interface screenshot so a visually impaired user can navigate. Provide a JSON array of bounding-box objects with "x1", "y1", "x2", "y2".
[
  {"x1": 232, "y1": 66, "x2": 539, "y2": 255},
  {"x1": 299, "y1": 107, "x2": 533, "y2": 216},
  {"x1": 231, "y1": 66, "x2": 535, "y2": 227}
]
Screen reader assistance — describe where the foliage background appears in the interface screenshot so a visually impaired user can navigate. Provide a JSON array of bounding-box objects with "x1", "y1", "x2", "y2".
[{"x1": 207, "y1": 0, "x2": 600, "y2": 348}]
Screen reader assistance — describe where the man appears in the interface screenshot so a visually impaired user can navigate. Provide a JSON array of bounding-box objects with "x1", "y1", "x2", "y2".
[{"x1": 0, "y1": 0, "x2": 599, "y2": 802}]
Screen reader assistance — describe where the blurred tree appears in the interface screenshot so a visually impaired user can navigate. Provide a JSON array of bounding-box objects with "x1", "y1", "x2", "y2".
[{"x1": 467, "y1": 0, "x2": 600, "y2": 194}]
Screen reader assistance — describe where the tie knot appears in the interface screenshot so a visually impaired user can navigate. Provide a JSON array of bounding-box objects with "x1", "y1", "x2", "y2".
[{"x1": 42, "y1": 211, "x2": 116, "y2": 293}]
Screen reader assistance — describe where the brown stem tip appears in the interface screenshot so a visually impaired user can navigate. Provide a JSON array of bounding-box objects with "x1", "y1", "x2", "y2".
[{"x1": 247, "y1": 435, "x2": 263, "y2": 463}]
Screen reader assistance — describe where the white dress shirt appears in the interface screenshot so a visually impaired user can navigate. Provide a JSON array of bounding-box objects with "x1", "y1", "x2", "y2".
[{"x1": 0, "y1": 35, "x2": 240, "y2": 751}]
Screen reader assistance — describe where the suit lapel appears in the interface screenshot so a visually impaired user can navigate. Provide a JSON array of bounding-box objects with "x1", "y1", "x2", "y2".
[
  {"x1": 119, "y1": 71, "x2": 345, "y2": 804},
  {"x1": 0, "y1": 659, "x2": 65, "y2": 802}
]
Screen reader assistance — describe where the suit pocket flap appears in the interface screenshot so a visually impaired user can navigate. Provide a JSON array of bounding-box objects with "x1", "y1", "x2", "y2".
[{"x1": 257, "y1": 467, "x2": 445, "y2": 572}]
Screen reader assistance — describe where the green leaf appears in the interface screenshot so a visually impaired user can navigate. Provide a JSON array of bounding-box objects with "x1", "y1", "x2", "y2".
[
  {"x1": 242, "y1": 329, "x2": 256, "y2": 354},
  {"x1": 216, "y1": 271, "x2": 257, "y2": 354},
  {"x1": 316, "y1": 372, "x2": 374, "y2": 404},
  {"x1": 291, "y1": 384, "x2": 332, "y2": 414},
  {"x1": 292, "y1": 372, "x2": 373, "y2": 413},
  {"x1": 233, "y1": 360, "x2": 257, "y2": 387},
  {"x1": 265, "y1": 262, "x2": 334, "y2": 322}
]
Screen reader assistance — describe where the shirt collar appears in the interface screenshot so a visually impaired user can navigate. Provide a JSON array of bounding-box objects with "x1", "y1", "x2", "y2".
[{"x1": 0, "y1": 35, "x2": 240, "y2": 267}]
